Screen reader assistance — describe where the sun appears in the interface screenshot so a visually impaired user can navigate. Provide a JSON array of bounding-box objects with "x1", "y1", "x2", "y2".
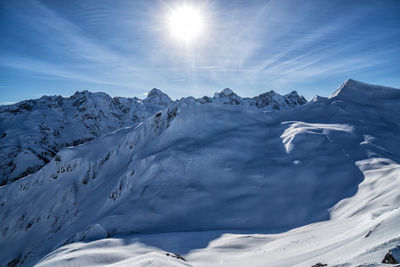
[{"x1": 168, "y1": 5, "x2": 204, "y2": 43}]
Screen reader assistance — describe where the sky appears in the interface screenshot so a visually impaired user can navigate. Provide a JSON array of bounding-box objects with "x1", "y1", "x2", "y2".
[{"x1": 1, "y1": 0, "x2": 400, "y2": 104}]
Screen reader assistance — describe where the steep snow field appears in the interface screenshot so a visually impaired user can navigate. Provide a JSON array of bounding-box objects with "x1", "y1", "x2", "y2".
[{"x1": 1, "y1": 79, "x2": 399, "y2": 266}]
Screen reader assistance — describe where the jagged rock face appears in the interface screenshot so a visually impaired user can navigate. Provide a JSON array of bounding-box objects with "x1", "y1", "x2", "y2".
[
  {"x1": 284, "y1": 91, "x2": 307, "y2": 107},
  {"x1": 0, "y1": 87, "x2": 306, "y2": 186},
  {"x1": 382, "y1": 246, "x2": 400, "y2": 264}
]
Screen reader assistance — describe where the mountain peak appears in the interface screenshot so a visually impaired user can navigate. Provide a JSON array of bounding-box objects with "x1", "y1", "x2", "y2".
[
  {"x1": 144, "y1": 88, "x2": 172, "y2": 106},
  {"x1": 284, "y1": 91, "x2": 307, "y2": 105},
  {"x1": 213, "y1": 88, "x2": 242, "y2": 105},
  {"x1": 329, "y1": 79, "x2": 359, "y2": 98},
  {"x1": 147, "y1": 88, "x2": 166, "y2": 97},
  {"x1": 220, "y1": 88, "x2": 236, "y2": 96},
  {"x1": 286, "y1": 90, "x2": 299, "y2": 96},
  {"x1": 71, "y1": 90, "x2": 109, "y2": 99},
  {"x1": 329, "y1": 79, "x2": 400, "y2": 104},
  {"x1": 72, "y1": 90, "x2": 90, "y2": 96}
]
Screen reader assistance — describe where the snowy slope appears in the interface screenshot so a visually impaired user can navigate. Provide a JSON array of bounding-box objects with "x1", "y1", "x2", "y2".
[
  {"x1": 0, "y1": 88, "x2": 305, "y2": 186},
  {"x1": 0, "y1": 89, "x2": 173, "y2": 186},
  {"x1": 1, "y1": 79, "x2": 399, "y2": 267}
]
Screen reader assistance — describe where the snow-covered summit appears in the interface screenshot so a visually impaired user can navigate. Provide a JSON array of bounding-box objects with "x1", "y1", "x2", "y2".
[
  {"x1": 213, "y1": 88, "x2": 237, "y2": 98},
  {"x1": 220, "y1": 88, "x2": 236, "y2": 95},
  {"x1": 144, "y1": 88, "x2": 173, "y2": 106},
  {"x1": 212, "y1": 88, "x2": 243, "y2": 105},
  {"x1": 329, "y1": 79, "x2": 400, "y2": 104}
]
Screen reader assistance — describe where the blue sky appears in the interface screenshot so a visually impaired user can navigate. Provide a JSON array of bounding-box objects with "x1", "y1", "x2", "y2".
[{"x1": 1, "y1": 0, "x2": 400, "y2": 104}]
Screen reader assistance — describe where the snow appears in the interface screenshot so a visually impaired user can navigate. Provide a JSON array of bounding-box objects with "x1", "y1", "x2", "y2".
[
  {"x1": 0, "y1": 79, "x2": 399, "y2": 267},
  {"x1": 210, "y1": 88, "x2": 307, "y2": 109},
  {"x1": 0, "y1": 88, "x2": 305, "y2": 186},
  {"x1": 143, "y1": 88, "x2": 173, "y2": 107},
  {"x1": 280, "y1": 122, "x2": 355, "y2": 153},
  {"x1": 329, "y1": 79, "x2": 400, "y2": 104}
]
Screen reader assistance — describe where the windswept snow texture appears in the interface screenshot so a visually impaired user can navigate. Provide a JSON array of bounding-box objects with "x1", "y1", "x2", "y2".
[
  {"x1": 1, "y1": 79, "x2": 400, "y2": 267},
  {"x1": 0, "y1": 88, "x2": 305, "y2": 186}
]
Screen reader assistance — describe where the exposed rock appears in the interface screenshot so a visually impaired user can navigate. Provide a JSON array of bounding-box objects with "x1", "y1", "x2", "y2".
[
  {"x1": 382, "y1": 246, "x2": 400, "y2": 264},
  {"x1": 165, "y1": 252, "x2": 186, "y2": 262}
]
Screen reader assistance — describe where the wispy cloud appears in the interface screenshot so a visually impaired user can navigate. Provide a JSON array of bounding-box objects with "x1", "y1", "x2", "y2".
[
  {"x1": 0, "y1": 0, "x2": 148, "y2": 88},
  {"x1": 0, "y1": 102, "x2": 16, "y2": 106},
  {"x1": 1, "y1": 0, "x2": 399, "y2": 101},
  {"x1": 197, "y1": 66, "x2": 220, "y2": 70}
]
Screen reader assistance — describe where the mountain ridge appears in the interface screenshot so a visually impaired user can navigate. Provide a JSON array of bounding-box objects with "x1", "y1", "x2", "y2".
[{"x1": 0, "y1": 87, "x2": 306, "y2": 186}]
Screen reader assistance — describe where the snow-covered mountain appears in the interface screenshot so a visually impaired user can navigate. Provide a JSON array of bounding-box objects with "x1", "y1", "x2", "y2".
[
  {"x1": 186, "y1": 88, "x2": 307, "y2": 110},
  {"x1": 0, "y1": 89, "x2": 170, "y2": 186},
  {"x1": 0, "y1": 88, "x2": 305, "y2": 186},
  {"x1": 1, "y1": 79, "x2": 400, "y2": 267}
]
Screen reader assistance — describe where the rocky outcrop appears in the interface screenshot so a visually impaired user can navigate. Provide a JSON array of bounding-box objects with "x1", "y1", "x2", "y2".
[{"x1": 382, "y1": 246, "x2": 400, "y2": 264}]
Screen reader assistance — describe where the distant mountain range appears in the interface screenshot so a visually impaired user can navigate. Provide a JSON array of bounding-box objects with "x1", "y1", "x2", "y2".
[{"x1": 0, "y1": 88, "x2": 306, "y2": 185}]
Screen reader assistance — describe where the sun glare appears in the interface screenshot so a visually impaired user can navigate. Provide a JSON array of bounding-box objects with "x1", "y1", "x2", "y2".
[{"x1": 168, "y1": 5, "x2": 204, "y2": 43}]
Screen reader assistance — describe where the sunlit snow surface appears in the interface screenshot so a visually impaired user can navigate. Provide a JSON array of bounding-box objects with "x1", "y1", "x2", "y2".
[{"x1": 1, "y1": 80, "x2": 400, "y2": 267}]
